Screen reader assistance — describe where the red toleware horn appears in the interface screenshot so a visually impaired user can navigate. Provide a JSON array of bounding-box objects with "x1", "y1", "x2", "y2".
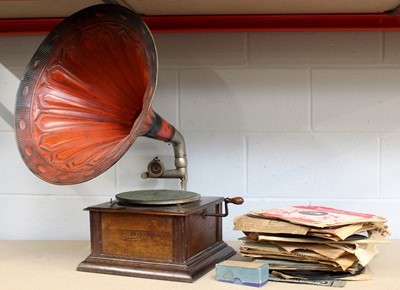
[{"x1": 14, "y1": 4, "x2": 187, "y2": 189}]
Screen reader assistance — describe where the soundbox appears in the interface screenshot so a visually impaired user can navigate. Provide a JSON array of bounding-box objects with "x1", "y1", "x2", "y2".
[{"x1": 14, "y1": 4, "x2": 243, "y2": 282}]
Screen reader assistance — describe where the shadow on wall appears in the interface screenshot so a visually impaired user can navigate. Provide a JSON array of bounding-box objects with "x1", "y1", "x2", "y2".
[
  {"x1": 0, "y1": 35, "x2": 45, "y2": 79},
  {"x1": 0, "y1": 35, "x2": 45, "y2": 130},
  {"x1": 0, "y1": 102, "x2": 13, "y2": 128}
]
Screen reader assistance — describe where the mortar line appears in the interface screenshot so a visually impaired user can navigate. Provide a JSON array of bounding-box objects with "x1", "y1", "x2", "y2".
[
  {"x1": 244, "y1": 135, "x2": 249, "y2": 195},
  {"x1": 381, "y1": 31, "x2": 386, "y2": 64},
  {"x1": 309, "y1": 68, "x2": 314, "y2": 132},
  {"x1": 176, "y1": 69, "x2": 181, "y2": 129},
  {"x1": 378, "y1": 134, "x2": 383, "y2": 198}
]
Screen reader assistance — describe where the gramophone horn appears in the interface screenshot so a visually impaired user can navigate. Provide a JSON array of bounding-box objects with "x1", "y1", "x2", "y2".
[{"x1": 14, "y1": 4, "x2": 187, "y2": 188}]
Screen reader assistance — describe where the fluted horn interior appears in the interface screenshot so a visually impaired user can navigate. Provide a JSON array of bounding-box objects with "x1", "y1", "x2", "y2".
[{"x1": 15, "y1": 4, "x2": 158, "y2": 184}]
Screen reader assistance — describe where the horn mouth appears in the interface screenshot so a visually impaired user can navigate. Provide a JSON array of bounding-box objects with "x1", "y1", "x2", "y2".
[{"x1": 14, "y1": 4, "x2": 157, "y2": 184}]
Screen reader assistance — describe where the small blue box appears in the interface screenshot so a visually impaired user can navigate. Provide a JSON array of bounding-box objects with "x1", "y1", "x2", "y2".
[{"x1": 216, "y1": 260, "x2": 269, "y2": 287}]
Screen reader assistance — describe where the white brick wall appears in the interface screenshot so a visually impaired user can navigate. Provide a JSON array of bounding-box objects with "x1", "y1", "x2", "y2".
[{"x1": 1, "y1": 31, "x2": 400, "y2": 241}]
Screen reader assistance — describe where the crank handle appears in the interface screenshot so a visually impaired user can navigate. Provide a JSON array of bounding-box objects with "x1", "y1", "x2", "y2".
[{"x1": 202, "y1": 196, "x2": 244, "y2": 218}]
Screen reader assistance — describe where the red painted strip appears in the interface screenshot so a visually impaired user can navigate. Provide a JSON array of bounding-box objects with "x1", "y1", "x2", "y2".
[
  {"x1": 142, "y1": 14, "x2": 400, "y2": 32},
  {"x1": 2, "y1": 13, "x2": 400, "y2": 35}
]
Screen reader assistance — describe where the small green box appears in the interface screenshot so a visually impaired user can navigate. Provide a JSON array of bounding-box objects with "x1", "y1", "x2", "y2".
[{"x1": 216, "y1": 260, "x2": 269, "y2": 287}]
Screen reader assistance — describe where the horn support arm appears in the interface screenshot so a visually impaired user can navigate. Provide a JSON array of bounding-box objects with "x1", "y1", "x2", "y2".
[{"x1": 140, "y1": 109, "x2": 188, "y2": 191}]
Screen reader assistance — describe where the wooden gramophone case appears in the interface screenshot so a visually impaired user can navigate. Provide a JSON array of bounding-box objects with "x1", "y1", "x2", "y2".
[{"x1": 77, "y1": 196, "x2": 236, "y2": 282}]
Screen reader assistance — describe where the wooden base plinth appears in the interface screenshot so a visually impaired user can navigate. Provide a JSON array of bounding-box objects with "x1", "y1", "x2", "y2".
[{"x1": 77, "y1": 196, "x2": 235, "y2": 282}]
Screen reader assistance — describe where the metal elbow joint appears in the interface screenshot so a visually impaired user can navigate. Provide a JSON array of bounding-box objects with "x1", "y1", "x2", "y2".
[{"x1": 141, "y1": 130, "x2": 188, "y2": 191}]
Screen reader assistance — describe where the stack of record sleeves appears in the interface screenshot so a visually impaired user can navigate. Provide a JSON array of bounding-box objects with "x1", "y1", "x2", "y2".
[{"x1": 234, "y1": 206, "x2": 390, "y2": 287}]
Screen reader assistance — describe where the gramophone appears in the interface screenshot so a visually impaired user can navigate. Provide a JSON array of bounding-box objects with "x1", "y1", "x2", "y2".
[{"x1": 14, "y1": 4, "x2": 243, "y2": 283}]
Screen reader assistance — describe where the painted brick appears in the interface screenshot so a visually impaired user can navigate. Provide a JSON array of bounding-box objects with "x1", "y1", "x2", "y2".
[
  {"x1": 153, "y1": 32, "x2": 246, "y2": 67},
  {"x1": 180, "y1": 68, "x2": 309, "y2": 132},
  {"x1": 0, "y1": 35, "x2": 44, "y2": 79},
  {"x1": 383, "y1": 31, "x2": 400, "y2": 64},
  {"x1": 0, "y1": 64, "x2": 18, "y2": 130},
  {"x1": 183, "y1": 132, "x2": 245, "y2": 196},
  {"x1": 0, "y1": 195, "x2": 106, "y2": 240},
  {"x1": 312, "y1": 68, "x2": 400, "y2": 131},
  {"x1": 247, "y1": 133, "x2": 379, "y2": 198},
  {"x1": 249, "y1": 32, "x2": 382, "y2": 66},
  {"x1": 1, "y1": 31, "x2": 400, "y2": 241},
  {"x1": 381, "y1": 133, "x2": 400, "y2": 198}
]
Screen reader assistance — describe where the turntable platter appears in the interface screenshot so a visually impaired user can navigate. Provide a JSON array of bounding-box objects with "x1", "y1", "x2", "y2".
[{"x1": 116, "y1": 189, "x2": 201, "y2": 205}]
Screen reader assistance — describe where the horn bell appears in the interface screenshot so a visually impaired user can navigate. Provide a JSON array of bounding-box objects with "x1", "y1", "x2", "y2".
[{"x1": 14, "y1": 4, "x2": 174, "y2": 185}]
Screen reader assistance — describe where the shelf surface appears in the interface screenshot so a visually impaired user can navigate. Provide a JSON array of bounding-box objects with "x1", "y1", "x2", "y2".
[{"x1": 0, "y1": 240, "x2": 398, "y2": 289}]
